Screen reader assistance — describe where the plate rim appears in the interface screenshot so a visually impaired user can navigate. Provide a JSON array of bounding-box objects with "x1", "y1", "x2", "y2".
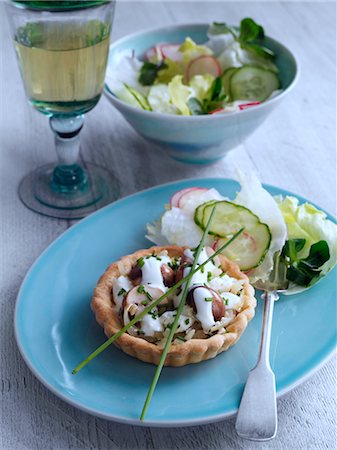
[{"x1": 14, "y1": 176, "x2": 337, "y2": 427}]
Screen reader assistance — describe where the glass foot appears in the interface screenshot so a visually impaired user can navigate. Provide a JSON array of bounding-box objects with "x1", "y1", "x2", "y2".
[{"x1": 18, "y1": 162, "x2": 120, "y2": 219}]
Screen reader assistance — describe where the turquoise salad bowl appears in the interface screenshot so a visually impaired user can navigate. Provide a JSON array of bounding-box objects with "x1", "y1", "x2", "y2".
[{"x1": 104, "y1": 24, "x2": 299, "y2": 164}]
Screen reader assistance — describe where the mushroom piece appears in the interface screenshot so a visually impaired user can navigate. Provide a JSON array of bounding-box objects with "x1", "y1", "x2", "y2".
[
  {"x1": 175, "y1": 253, "x2": 193, "y2": 284},
  {"x1": 122, "y1": 285, "x2": 164, "y2": 325},
  {"x1": 161, "y1": 264, "x2": 175, "y2": 287},
  {"x1": 187, "y1": 285, "x2": 226, "y2": 321},
  {"x1": 128, "y1": 265, "x2": 142, "y2": 286}
]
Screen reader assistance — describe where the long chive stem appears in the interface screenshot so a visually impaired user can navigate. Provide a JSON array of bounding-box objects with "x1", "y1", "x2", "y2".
[
  {"x1": 72, "y1": 227, "x2": 244, "y2": 375},
  {"x1": 140, "y1": 207, "x2": 216, "y2": 421}
]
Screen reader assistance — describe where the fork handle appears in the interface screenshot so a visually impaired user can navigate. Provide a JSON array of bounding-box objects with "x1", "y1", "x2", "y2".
[
  {"x1": 235, "y1": 291, "x2": 278, "y2": 441},
  {"x1": 257, "y1": 290, "x2": 278, "y2": 367}
]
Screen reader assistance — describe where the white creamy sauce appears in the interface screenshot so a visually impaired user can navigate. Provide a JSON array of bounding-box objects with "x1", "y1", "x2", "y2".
[
  {"x1": 180, "y1": 248, "x2": 219, "y2": 330},
  {"x1": 113, "y1": 276, "x2": 132, "y2": 309},
  {"x1": 183, "y1": 247, "x2": 215, "y2": 286},
  {"x1": 141, "y1": 311, "x2": 163, "y2": 337},
  {"x1": 141, "y1": 256, "x2": 170, "y2": 292},
  {"x1": 193, "y1": 286, "x2": 216, "y2": 331}
]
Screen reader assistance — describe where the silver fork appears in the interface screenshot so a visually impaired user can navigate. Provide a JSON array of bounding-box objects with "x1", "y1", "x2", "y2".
[{"x1": 235, "y1": 252, "x2": 288, "y2": 441}]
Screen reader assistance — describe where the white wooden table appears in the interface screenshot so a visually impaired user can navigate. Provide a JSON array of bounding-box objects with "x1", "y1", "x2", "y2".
[{"x1": 1, "y1": 1, "x2": 336, "y2": 449}]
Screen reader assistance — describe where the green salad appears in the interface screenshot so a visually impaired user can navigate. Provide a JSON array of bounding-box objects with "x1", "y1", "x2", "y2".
[{"x1": 106, "y1": 18, "x2": 282, "y2": 115}]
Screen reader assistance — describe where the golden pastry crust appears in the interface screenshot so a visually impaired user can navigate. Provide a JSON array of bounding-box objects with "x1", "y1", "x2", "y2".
[{"x1": 91, "y1": 245, "x2": 256, "y2": 367}]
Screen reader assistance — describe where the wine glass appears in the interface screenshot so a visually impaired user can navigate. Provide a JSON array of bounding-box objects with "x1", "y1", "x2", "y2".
[{"x1": 6, "y1": 0, "x2": 119, "y2": 219}]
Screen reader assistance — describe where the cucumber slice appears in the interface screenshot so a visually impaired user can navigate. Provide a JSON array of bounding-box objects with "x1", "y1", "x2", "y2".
[
  {"x1": 194, "y1": 200, "x2": 217, "y2": 228},
  {"x1": 214, "y1": 225, "x2": 271, "y2": 270},
  {"x1": 198, "y1": 200, "x2": 271, "y2": 270},
  {"x1": 124, "y1": 84, "x2": 151, "y2": 110},
  {"x1": 202, "y1": 201, "x2": 261, "y2": 237},
  {"x1": 230, "y1": 66, "x2": 280, "y2": 102},
  {"x1": 221, "y1": 67, "x2": 238, "y2": 97}
]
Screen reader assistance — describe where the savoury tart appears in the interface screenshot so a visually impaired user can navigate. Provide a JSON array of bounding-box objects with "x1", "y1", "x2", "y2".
[{"x1": 91, "y1": 245, "x2": 256, "y2": 367}]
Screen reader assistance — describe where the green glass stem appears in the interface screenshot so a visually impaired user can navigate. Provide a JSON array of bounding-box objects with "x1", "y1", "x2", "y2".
[{"x1": 49, "y1": 115, "x2": 87, "y2": 193}]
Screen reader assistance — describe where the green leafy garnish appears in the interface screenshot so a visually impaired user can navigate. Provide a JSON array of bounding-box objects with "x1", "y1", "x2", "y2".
[
  {"x1": 204, "y1": 297, "x2": 213, "y2": 302},
  {"x1": 139, "y1": 61, "x2": 167, "y2": 86},
  {"x1": 203, "y1": 77, "x2": 228, "y2": 113},
  {"x1": 238, "y1": 18, "x2": 275, "y2": 60},
  {"x1": 281, "y1": 239, "x2": 330, "y2": 286}
]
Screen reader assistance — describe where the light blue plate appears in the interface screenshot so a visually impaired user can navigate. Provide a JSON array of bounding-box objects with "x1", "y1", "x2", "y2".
[{"x1": 15, "y1": 178, "x2": 336, "y2": 427}]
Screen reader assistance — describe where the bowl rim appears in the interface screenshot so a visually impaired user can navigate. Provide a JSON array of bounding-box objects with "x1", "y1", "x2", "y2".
[{"x1": 104, "y1": 22, "x2": 300, "y2": 121}]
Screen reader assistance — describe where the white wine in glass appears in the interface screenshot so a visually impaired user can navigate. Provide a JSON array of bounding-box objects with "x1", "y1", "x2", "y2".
[{"x1": 7, "y1": 1, "x2": 119, "y2": 219}]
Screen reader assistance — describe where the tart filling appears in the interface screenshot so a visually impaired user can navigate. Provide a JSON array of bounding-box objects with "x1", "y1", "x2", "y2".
[{"x1": 91, "y1": 245, "x2": 256, "y2": 366}]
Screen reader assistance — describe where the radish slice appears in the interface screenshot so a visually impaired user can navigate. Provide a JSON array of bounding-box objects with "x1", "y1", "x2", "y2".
[
  {"x1": 178, "y1": 188, "x2": 209, "y2": 209},
  {"x1": 186, "y1": 55, "x2": 221, "y2": 82},
  {"x1": 238, "y1": 101, "x2": 261, "y2": 110},
  {"x1": 210, "y1": 108, "x2": 225, "y2": 115},
  {"x1": 170, "y1": 187, "x2": 197, "y2": 208},
  {"x1": 159, "y1": 44, "x2": 182, "y2": 61},
  {"x1": 145, "y1": 45, "x2": 163, "y2": 62}
]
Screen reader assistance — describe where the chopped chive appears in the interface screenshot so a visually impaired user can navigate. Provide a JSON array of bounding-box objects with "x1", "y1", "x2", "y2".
[
  {"x1": 204, "y1": 297, "x2": 213, "y2": 302},
  {"x1": 207, "y1": 271, "x2": 212, "y2": 282},
  {"x1": 156, "y1": 256, "x2": 162, "y2": 261},
  {"x1": 200, "y1": 266, "x2": 205, "y2": 273},
  {"x1": 71, "y1": 227, "x2": 244, "y2": 378},
  {"x1": 145, "y1": 291, "x2": 153, "y2": 301},
  {"x1": 168, "y1": 258, "x2": 179, "y2": 270},
  {"x1": 117, "y1": 288, "x2": 127, "y2": 297},
  {"x1": 137, "y1": 257, "x2": 145, "y2": 268},
  {"x1": 184, "y1": 318, "x2": 190, "y2": 325},
  {"x1": 137, "y1": 285, "x2": 145, "y2": 294},
  {"x1": 140, "y1": 206, "x2": 218, "y2": 421},
  {"x1": 141, "y1": 300, "x2": 148, "y2": 306}
]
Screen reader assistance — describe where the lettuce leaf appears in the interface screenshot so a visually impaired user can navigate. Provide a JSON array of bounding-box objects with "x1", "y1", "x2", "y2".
[
  {"x1": 179, "y1": 37, "x2": 213, "y2": 64},
  {"x1": 105, "y1": 54, "x2": 149, "y2": 106},
  {"x1": 168, "y1": 75, "x2": 193, "y2": 115},
  {"x1": 156, "y1": 58, "x2": 183, "y2": 84},
  {"x1": 205, "y1": 23, "x2": 236, "y2": 56},
  {"x1": 276, "y1": 196, "x2": 337, "y2": 278},
  {"x1": 189, "y1": 74, "x2": 215, "y2": 102},
  {"x1": 147, "y1": 84, "x2": 178, "y2": 114}
]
